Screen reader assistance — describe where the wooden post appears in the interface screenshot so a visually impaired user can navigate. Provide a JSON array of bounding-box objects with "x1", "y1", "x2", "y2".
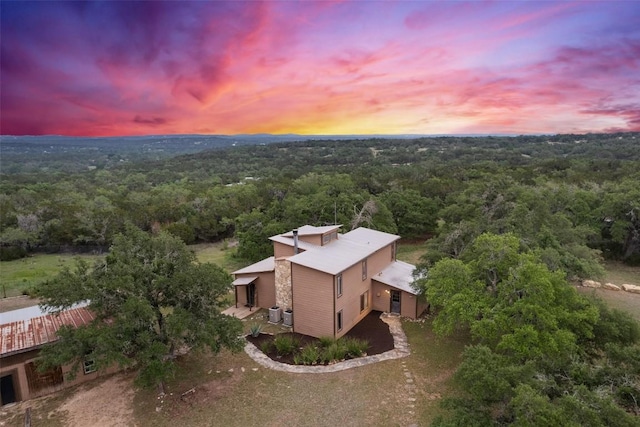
[
  {"x1": 234, "y1": 287, "x2": 238, "y2": 308},
  {"x1": 24, "y1": 407, "x2": 31, "y2": 427}
]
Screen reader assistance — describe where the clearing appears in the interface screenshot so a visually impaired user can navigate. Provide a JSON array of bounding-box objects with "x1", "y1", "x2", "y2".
[
  {"x1": 576, "y1": 261, "x2": 640, "y2": 322},
  {"x1": 0, "y1": 253, "x2": 102, "y2": 299},
  {"x1": 0, "y1": 316, "x2": 467, "y2": 427}
]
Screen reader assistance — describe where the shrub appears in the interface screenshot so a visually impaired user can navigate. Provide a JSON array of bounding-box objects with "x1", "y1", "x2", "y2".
[
  {"x1": 249, "y1": 323, "x2": 262, "y2": 338},
  {"x1": 318, "y1": 336, "x2": 336, "y2": 348},
  {"x1": 342, "y1": 337, "x2": 369, "y2": 358},
  {"x1": 273, "y1": 334, "x2": 299, "y2": 356},
  {"x1": 297, "y1": 344, "x2": 320, "y2": 365},
  {"x1": 321, "y1": 342, "x2": 347, "y2": 364},
  {"x1": 0, "y1": 246, "x2": 27, "y2": 261},
  {"x1": 260, "y1": 341, "x2": 272, "y2": 354}
]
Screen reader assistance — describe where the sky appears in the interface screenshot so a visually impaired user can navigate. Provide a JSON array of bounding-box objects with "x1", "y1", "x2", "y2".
[{"x1": 1, "y1": 1, "x2": 639, "y2": 137}]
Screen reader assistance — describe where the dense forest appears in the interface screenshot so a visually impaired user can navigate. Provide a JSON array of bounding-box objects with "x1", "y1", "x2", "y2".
[
  {"x1": 2, "y1": 132, "x2": 640, "y2": 423},
  {"x1": 2, "y1": 132, "x2": 638, "y2": 274}
]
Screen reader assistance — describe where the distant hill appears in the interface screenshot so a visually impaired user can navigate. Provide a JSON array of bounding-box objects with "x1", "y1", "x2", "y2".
[
  {"x1": 1, "y1": 132, "x2": 637, "y2": 174},
  {"x1": 0, "y1": 134, "x2": 356, "y2": 173},
  {"x1": 0, "y1": 133, "x2": 481, "y2": 173}
]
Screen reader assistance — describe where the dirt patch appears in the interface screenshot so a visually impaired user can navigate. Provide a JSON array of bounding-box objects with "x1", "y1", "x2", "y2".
[
  {"x1": 164, "y1": 371, "x2": 242, "y2": 418},
  {"x1": 576, "y1": 285, "x2": 640, "y2": 322},
  {"x1": 0, "y1": 296, "x2": 41, "y2": 313},
  {"x1": 246, "y1": 310, "x2": 395, "y2": 365},
  {"x1": 57, "y1": 375, "x2": 135, "y2": 427}
]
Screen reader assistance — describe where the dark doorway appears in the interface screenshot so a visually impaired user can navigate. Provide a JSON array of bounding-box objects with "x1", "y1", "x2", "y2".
[
  {"x1": 246, "y1": 283, "x2": 256, "y2": 307},
  {"x1": 390, "y1": 290, "x2": 401, "y2": 314},
  {"x1": 1, "y1": 374, "x2": 17, "y2": 405}
]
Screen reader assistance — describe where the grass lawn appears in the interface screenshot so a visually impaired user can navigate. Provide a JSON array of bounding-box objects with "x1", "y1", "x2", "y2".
[
  {"x1": 191, "y1": 241, "x2": 246, "y2": 272},
  {"x1": 577, "y1": 261, "x2": 640, "y2": 322},
  {"x1": 603, "y1": 260, "x2": 639, "y2": 287},
  {"x1": 0, "y1": 253, "x2": 102, "y2": 298},
  {"x1": 1, "y1": 317, "x2": 467, "y2": 426},
  {"x1": 0, "y1": 242, "x2": 243, "y2": 306},
  {"x1": 396, "y1": 241, "x2": 428, "y2": 265},
  {"x1": 128, "y1": 316, "x2": 466, "y2": 427}
]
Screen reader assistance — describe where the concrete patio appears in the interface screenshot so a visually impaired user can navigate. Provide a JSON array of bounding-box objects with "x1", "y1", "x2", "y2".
[{"x1": 222, "y1": 305, "x2": 261, "y2": 319}]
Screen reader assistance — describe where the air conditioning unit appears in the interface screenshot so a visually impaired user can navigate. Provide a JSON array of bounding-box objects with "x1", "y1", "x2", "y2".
[
  {"x1": 283, "y1": 309, "x2": 293, "y2": 327},
  {"x1": 269, "y1": 306, "x2": 282, "y2": 324}
]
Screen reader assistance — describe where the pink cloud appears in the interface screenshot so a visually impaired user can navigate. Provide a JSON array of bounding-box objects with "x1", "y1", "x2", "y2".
[{"x1": 1, "y1": 1, "x2": 639, "y2": 136}]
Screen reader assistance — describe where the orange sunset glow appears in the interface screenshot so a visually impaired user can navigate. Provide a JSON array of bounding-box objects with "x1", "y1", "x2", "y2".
[{"x1": 1, "y1": 1, "x2": 639, "y2": 136}]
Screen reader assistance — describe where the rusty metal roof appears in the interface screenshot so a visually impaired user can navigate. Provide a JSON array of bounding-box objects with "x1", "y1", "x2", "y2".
[{"x1": 0, "y1": 306, "x2": 94, "y2": 357}]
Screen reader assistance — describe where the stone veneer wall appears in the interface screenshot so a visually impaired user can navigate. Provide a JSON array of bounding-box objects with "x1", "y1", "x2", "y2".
[{"x1": 274, "y1": 258, "x2": 292, "y2": 310}]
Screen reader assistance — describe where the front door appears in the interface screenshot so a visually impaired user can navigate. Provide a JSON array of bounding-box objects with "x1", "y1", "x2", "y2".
[
  {"x1": 1, "y1": 374, "x2": 17, "y2": 405},
  {"x1": 246, "y1": 283, "x2": 256, "y2": 307},
  {"x1": 390, "y1": 290, "x2": 401, "y2": 314}
]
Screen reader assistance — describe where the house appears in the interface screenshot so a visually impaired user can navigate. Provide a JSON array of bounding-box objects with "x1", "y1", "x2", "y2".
[
  {"x1": 0, "y1": 305, "x2": 105, "y2": 405},
  {"x1": 232, "y1": 225, "x2": 427, "y2": 338}
]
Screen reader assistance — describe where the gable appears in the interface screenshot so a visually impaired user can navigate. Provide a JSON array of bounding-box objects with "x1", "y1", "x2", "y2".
[{"x1": 288, "y1": 228, "x2": 399, "y2": 275}]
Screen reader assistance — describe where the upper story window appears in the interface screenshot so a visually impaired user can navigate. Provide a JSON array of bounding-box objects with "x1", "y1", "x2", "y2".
[
  {"x1": 322, "y1": 231, "x2": 339, "y2": 245},
  {"x1": 391, "y1": 242, "x2": 396, "y2": 261},
  {"x1": 336, "y1": 274, "x2": 343, "y2": 298},
  {"x1": 362, "y1": 259, "x2": 367, "y2": 281}
]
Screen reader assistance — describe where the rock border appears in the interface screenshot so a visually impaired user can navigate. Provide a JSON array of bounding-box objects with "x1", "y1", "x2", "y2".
[
  {"x1": 581, "y1": 279, "x2": 640, "y2": 294},
  {"x1": 243, "y1": 313, "x2": 410, "y2": 373}
]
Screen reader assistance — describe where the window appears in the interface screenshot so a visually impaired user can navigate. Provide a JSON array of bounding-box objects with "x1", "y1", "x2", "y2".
[
  {"x1": 360, "y1": 290, "x2": 369, "y2": 312},
  {"x1": 362, "y1": 259, "x2": 367, "y2": 281},
  {"x1": 323, "y1": 231, "x2": 338, "y2": 245},
  {"x1": 391, "y1": 242, "x2": 396, "y2": 261},
  {"x1": 336, "y1": 274, "x2": 343, "y2": 298},
  {"x1": 83, "y1": 359, "x2": 97, "y2": 374},
  {"x1": 337, "y1": 310, "x2": 343, "y2": 331}
]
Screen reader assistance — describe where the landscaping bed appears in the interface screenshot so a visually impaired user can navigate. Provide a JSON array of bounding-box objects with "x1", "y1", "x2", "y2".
[{"x1": 246, "y1": 310, "x2": 395, "y2": 365}]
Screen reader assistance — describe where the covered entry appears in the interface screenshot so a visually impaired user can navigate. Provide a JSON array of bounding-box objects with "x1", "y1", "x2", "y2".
[
  {"x1": 232, "y1": 276, "x2": 258, "y2": 310},
  {"x1": 371, "y1": 260, "x2": 427, "y2": 319},
  {"x1": 1, "y1": 373, "x2": 17, "y2": 405}
]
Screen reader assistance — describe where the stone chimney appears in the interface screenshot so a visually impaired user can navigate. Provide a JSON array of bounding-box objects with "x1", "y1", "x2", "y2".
[
  {"x1": 293, "y1": 229, "x2": 299, "y2": 254},
  {"x1": 274, "y1": 258, "x2": 292, "y2": 310}
]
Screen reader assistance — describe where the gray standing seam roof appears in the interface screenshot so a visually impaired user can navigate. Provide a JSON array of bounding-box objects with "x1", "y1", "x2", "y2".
[
  {"x1": 232, "y1": 256, "x2": 275, "y2": 275},
  {"x1": 287, "y1": 227, "x2": 400, "y2": 275},
  {"x1": 372, "y1": 261, "x2": 420, "y2": 295},
  {"x1": 281, "y1": 224, "x2": 341, "y2": 237}
]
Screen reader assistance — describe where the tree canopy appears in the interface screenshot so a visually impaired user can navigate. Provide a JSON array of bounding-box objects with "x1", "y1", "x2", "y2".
[
  {"x1": 417, "y1": 233, "x2": 640, "y2": 424},
  {"x1": 3, "y1": 132, "x2": 638, "y2": 269},
  {"x1": 36, "y1": 226, "x2": 244, "y2": 387}
]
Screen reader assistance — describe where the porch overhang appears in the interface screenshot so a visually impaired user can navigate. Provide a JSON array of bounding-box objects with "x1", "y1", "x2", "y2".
[
  {"x1": 372, "y1": 261, "x2": 420, "y2": 295},
  {"x1": 232, "y1": 276, "x2": 258, "y2": 286}
]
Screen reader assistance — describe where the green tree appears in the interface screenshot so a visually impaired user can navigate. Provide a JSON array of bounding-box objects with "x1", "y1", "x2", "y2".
[
  {"x1": 380, "y1": 189, "x2": 439, "y2": 238},
  {"x1": 421, "y1": 233, "x2": 639, "y2": 425},
  {"x1": 36, "y1": 226, "x2": 243, "y2": 387},
  {"x1": 420, "y1": 233, "x2": 598, "y2": 361}
]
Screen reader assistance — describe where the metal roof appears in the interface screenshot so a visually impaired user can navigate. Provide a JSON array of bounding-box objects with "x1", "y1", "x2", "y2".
[
  {"x1": 288, "y1": 227, "x2": 400, "y2": 275},
  {"x1": 373, "y1": 261, "x2": 420, "y2": 295},
  {"x1": 268, "y1": 235, "x2": 319, "y2": 251},
  {"x1": 1, "y1": 306, "x2": 94, "y2": 357},
  {"x1": 232, "y1": 256, "x2": 275, "y2": 275},
  {"x1": 0, "y1": 301, "x2": 89, "y2": 324},
  {"x1": 281, "y1": 225, "x2": 342, "y2": 237},
  {"x1": 232, "y1": 276, "x2": 258, "y2": 286}
]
